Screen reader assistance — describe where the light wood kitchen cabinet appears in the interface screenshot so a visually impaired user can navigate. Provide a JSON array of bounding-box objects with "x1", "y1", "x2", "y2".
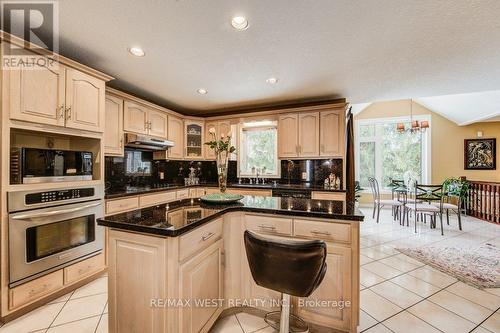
[
  {"x1": 9, "y1": 270, "x2": 64, "y2": 310},
  {"x1": 9, "y1": 56, "x2": 66, "y2": 127},
  {"x1": 168, "y1": 116, "x2": 184, "y2": 159},
  {"x1": 298, "y1": 112, "x2": 320, "y2": 157},
  {"x1": 148, "y1": 109, "x2": 168, "y2": 138},
  {"x1": 320, "y1": 110, "x2": 344, "y2": 157},
  {"x1": 311, "y1": 191, "x2": 346, "y2": 201},
  {"x1": 185, "y1": 120, "x2": 204, "y2": 159},
  {"x1": 123, "y1": 101, "x2": 148, "y2": 134},
  {"x1": 63, "y1": 253, "x2": 105, "y2": 284},
  {"x1": 204, "y1": 121, "x2": 232, "y2": 160},
  {"x1": 278, "y1": 114, "x2": 299, "y2": 158},
  {"x1": 104, "y1": 95, "x2": 124, "y2": 156},
  {"x1": 179, "y1": 240, "x2": 224, "y2": 333},
  {"x1": 124, "y1": 101, "x2": 168, "y2": 138},
  {"x1": 108, "y1": 230, "x2": 167, "y2": 333},
  {"x1": 9, "y1": 59, "x2": 106, "y2": 132},
  {"x1": 205, "y1": 122, "x2": 217, "y2": 159},
  {"x1": 65, "y1": 68, "x2": 106, "y2": 132},
  {"x1": 295, "y1": 245, "x2": 352, "y2": 330}
]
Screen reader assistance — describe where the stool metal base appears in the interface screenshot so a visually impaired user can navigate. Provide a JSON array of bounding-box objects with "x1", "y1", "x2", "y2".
[{"x1": 264, "y1": 294, "x2": 309, "y2": 333}]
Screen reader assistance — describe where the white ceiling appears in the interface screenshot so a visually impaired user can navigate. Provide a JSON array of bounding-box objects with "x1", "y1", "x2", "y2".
[
  {"x1": 25, "y1": 1, "x2": 500, "y2": 115},
  {"x1": 416, "y1": 90, "x2": 500, "y2": 125}
]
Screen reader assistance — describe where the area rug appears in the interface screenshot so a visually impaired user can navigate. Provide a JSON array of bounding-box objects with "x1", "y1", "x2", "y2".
[{"x1": 396, "y1": 243, "x2": 500, "y2": 289}]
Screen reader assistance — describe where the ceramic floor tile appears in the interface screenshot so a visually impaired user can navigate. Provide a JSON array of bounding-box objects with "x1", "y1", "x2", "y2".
[
  {"x1": 383, "y1": 311, "x2": 442, "y2": 333},
  {"x1": 471, "y1": 326, "x2": 495, "y2": 333},
  {"x1": 360, "y1": 268, "x2": 386, "y2": 287},
  {"x1": 378, "y1": 255, "x2": 421, "y2": 273},
  {"x1": 362, "y1": 261, "x2": 403, "y2": 279},
  {"x1": 408, "y1": 266, "x2": 457, "y2": 288},
  {"x1": 407, "y1": 300, "x2": 476, "y2": 333},
  {"x1": 484, "y1": 288, "x2": 500, "y2": 298},
  {"x1": 363, "y1": 323, "x2": 393, "y2": 333},
  {"x1": 360, "y1": 289, "x2": 402, "y2": 322},
  {"x1": 210, "y1": 315, "x2": 244, "y2": 333},
  {"x1": 52, "y1": 293, "x2": 107, "y2": 326},
  {"x1": 390, "y1": 274, "x2": 441, "y2": 297},
  {"x1": 235, "y1": 313, "x2": 267, "y2": 333},
  {"x1": 47, "y1": 292, "x2": 73, "y2": 304},
  {"x1": 370, "y1": 281, "x2": 423, "y2": 308},
  {"x1": 71, "y1": 277, "x2": 107, "y2": 299},
  {"x1": 358, "y1": 310, "x2": 378, "y2": 332},
  {"x1": 360, "y1": 248, "x2": 393, "y2": 260},
  {"x1": 46, "y1": 315, "x2": 100, "y2": 333},
  {"x1": 96, "y1": 314, "x2": 108, "y2": 333},
  {"x1": 482, "y1": 312, "x2": 500, "y2": 333},
  {"x1": 360, "y1": 255, "x2": 374, "y2": 265},
  {"x1": 429, "y1": 290, "x2": 493, "y2": 324},
  {"x1": 446, "y1": 282, "x2": 500, "y2": 311},
  {"x1": 253, "y1": 327, "x2": 276, "y2": 333},
  {"x1": 0, "y1": 302, "x2": 64, "y2": 333}
]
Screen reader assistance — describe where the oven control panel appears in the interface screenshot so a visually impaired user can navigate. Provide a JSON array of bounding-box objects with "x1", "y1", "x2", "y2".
[{"x1": 26, "y1": 188, "x2": 95, "y2": 205}]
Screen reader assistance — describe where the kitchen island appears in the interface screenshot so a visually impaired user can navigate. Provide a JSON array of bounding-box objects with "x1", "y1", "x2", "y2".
[{"x1": 98, "y1": 195, "x2": 363, "y2": 333}]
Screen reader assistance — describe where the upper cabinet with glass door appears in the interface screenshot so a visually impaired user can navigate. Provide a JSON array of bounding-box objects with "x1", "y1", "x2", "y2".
[
  {"x1": 184, "y1": 120, "x2": 204, "y2": 159},
  {"x1": 8, "y1": 52, "x2": 107, "y2": 133}
]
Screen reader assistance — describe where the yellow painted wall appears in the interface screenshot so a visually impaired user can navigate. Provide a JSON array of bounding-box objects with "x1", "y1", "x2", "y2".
[{"x1": 355, "y1": 99, "x2": 500, "y2": 204}]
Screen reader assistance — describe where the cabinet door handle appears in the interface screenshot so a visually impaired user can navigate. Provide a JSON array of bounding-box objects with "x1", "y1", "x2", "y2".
[
  {"x1": 310, "y1": 230, "x2": 331, "y2": 236},
  {"x1": 57, "y1": 105, "x2": 65, "y2": 119},
  {"x1": 65, "y1": 106, "x2": 72, "y2": 120},
  {"x1": 148, "y1": 121, "x2": 152, "y2": 129},
  {"x1": 202, "y1": 232, "x2": 215, "y2": 241},
  {"x1": 258, "y1": 224, "x2": 276, "y2": 231},
  {"x1": 119, "y1": 138, "x2": 123, "y2": 148}
]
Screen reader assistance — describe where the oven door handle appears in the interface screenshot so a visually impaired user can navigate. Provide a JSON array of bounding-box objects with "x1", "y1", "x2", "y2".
[{"x1": 11, "y1": 202, "x2": 101, "y2": 220}]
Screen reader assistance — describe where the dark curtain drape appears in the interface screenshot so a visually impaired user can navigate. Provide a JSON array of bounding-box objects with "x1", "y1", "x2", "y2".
[{"x1": 345, "y1": 107, "x2": 355, "y2": 204}]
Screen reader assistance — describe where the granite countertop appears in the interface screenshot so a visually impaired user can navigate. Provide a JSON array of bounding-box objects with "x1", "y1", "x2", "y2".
[
  {"x1": 97, "y1": 195, "x2": 364, "y2": 237},
  {"x1": 104, "y1": 182, "x2": 346, "y2": 199}
]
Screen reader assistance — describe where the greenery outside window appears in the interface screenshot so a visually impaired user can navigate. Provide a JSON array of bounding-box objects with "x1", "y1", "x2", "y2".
[
  {"x1": 238, "y1": 121, "x2": 279, "y2": 178},
  {"x1": 355, "y1": 116, "x2": 431, "y2": 190}
]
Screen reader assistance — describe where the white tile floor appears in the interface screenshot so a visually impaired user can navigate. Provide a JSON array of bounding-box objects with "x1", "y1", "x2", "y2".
[{"x1": 1, "y1": 208, "x2": 499, "y2": 333}]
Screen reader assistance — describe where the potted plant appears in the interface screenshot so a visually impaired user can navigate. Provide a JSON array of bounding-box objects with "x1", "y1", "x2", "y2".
[{"x1": 205, "y1": 129, "x2": 236, "y2": 193}]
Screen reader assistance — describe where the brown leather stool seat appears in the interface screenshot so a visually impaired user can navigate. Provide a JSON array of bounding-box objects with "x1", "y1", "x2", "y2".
[{"x1": 244, "y1": 230, "x2": 328, "y2": 333}]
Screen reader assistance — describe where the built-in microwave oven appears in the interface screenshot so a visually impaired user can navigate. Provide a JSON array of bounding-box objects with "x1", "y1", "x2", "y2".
[{"x1": 10, "y1": 148, "x2": 93, "y2": 184}]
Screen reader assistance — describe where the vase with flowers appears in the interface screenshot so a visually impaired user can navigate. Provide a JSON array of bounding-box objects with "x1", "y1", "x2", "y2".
[{"x1": 205, "y1": 129, "x2": 236, "y2": 193}]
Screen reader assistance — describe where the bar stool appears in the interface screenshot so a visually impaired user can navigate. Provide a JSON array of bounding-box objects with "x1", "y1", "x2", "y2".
[{"x1": 244, "y1": 230, "x2": 327, "y2": 333}]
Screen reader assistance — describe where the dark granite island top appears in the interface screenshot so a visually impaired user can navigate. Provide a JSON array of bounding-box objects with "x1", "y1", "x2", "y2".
[{"x1": 97, "y1": 195, "x2": 364, "y2": 237}]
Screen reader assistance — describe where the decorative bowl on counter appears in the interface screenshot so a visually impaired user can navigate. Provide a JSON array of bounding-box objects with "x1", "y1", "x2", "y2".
[{"x1": 200, "y1": 193, "x2": 244, "y2": 204}]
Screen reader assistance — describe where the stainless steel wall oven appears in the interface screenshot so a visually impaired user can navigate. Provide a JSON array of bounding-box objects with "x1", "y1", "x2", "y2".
[{"x1": 8, "y1": 185, "x2": 104, "y2": 286}]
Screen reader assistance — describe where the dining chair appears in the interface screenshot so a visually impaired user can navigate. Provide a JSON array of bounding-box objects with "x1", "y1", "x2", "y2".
[
  {"x1": 406, "y1": 182, "x2": 444, "y2": 235},
  {"x1": 432, "y1": 180, "x2": 463, "y2": 230},
  {"x1": 368, "y1": 177, "x2": 404, "y2": 223}
]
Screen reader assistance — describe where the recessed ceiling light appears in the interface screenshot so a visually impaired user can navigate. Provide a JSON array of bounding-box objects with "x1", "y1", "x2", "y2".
[
  {"x1": 197, "y1": 88, "x2": 208, "y2": 95},
  {"x1": 266, "y1": 77, "x2": 278, "y2": 84},
  {"x1": 231, "y1": 16, "x2": 249, "y2": 30},
  {"x1": 128, "y1": 46, "x2": 145, "y2": 57}
]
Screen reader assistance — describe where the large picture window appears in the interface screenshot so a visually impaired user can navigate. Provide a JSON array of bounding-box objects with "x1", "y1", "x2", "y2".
[
  {"x1": 355, "y1": 116, "x2": 431, "y2": 190},
  {"x1": 238, "y1": 121, "x2": 279, "y2": 178}
]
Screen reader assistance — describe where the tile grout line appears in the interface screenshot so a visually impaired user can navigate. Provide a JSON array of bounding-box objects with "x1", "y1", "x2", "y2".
[
  {"x1": 46, "y1": 290, "x2": 75, "y2": 330},
  {"x1": 467, "y1": 307, "x2": 500, "y2": 333},
  {"x1": 94, "y1": 299, "x2": 108, "y2": 333},
  {"x1": 233, "y1": 313, "x2": 247, "y2": 333},
  {"x1": 361, "y1": 280, "x2": 454, "y2": 333}
]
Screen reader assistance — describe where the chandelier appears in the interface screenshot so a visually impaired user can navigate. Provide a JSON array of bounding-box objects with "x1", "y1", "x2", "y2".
[{"x1": 397, "y1": 99, "x2": 429, "y2": 134}]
